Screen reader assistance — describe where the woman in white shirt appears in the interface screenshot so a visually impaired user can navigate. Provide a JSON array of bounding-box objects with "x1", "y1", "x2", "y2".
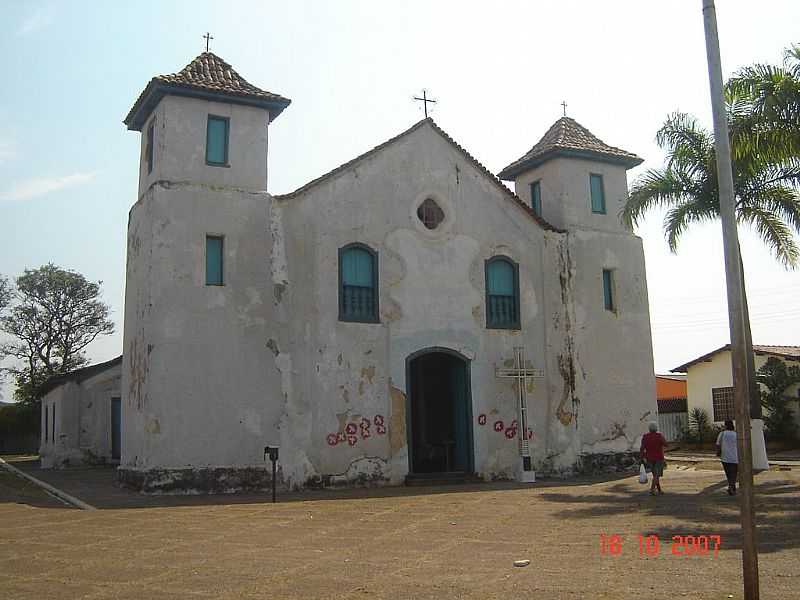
[{"x1": 716, "y1": 420, "x2": 739, "y2": 496}]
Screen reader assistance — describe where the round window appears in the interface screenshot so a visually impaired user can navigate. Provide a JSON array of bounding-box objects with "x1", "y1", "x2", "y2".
[{"x1": 417, "y1": 198, "x2": 445, "y2": 230}]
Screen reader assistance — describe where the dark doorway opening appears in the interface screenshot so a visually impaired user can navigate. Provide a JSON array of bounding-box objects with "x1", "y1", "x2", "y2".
[{"x1": 407, "y1": 350, "x2": 473, "y2": 474}]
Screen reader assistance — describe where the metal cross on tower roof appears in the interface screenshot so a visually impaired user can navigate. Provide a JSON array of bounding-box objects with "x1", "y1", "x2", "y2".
[
  {"x1": 203, "y1": 32, "x2": 214, "y2": 52},
  {"x1": 496, "y1": 346, "x2": 544, "y2": 483},
  {"x1": 561, "y1": 100, "x2": 568, "y2": 117},
  {"x1": 414, "y1": 89, "x2": 437, "y2": 118}
]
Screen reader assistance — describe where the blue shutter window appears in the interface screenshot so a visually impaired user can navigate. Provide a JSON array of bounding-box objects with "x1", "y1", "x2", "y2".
[
  {"x1": 145, "y1": 121, "x2": 154, "y2": 174},
  {"x1": 206, "y1": 115, "x2": 229, "y2": 166},
  {"x1": 339, "y1": 245, "x2": 378, "y2": 322},
  {"x1": 530, "y1": 180, "x2": 541, "y2": 216},
  {"x1": 486, "y1": 257, "x2": 520, "y2": 329},
  {"x1": 603, "y1": 269, "x2": 615, "y2": 311},
  {"x1": 590, "y1": 174, "x2": 606, "y2": 214},
  {"x1": 206, "y1": 236, "x2": 224, "y2": 286}
]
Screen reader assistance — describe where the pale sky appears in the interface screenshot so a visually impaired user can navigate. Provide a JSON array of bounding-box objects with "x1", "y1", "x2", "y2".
[{"x1": 1, "y1": 1, "x2": 798, "y2": 401}]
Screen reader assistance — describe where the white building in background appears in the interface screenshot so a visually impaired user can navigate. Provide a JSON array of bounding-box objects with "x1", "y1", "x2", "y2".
[
  {"x1": 39, "y1": 357, "x2": 122, "y2": 468},
  {"x1": 119, "y1": 52, "x2": 656, "y2": 492},
  {"x1": 673, "y1": 344, "x2": 800, "y2": 426}
]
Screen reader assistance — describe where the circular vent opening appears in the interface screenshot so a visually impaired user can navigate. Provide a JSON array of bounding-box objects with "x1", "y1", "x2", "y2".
[{"x1": 417, "y1": 198, "x2": 445, "y2": 230}]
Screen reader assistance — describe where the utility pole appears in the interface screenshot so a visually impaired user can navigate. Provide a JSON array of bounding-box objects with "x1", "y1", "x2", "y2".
[{"x1": 701, "y1": 1, "x2": 759, "y2": 598}]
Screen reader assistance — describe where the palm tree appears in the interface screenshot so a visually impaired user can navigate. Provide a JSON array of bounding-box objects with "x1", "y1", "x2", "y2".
[
  {"x1": 621, "y1": 112, "x2": 800, "y2": 268},
  {"x1": 726, "y1": 45, "x2": 800, "y2": 164}
]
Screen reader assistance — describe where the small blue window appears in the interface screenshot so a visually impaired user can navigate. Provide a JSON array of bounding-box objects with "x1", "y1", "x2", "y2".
[
  {"x1": 530, "y1": 180, "x2": 541, "y2": 216},
  {"x1": 206, "y1": 115, "x2": 229, "y2": 166},
  {"x1": 339, "y1": 244, "x2": 378, "y2": 322},
  {"x1": 486, "y1": 257, "x2": 520, "y2": 329},
  {"x1": 206, "y1": 236, "x2": 224, "y2": 286},
  {"x1": 603, "y1": 269, "x2": 614, "y2": 311},
  {"x1": 590, "y1": 174, "x2": 606, "y2": 214}
]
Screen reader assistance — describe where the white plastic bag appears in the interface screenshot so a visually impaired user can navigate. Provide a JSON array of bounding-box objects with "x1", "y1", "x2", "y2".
[{"x1": 638, "y1": 463, "x2": 648, "y2": 484}]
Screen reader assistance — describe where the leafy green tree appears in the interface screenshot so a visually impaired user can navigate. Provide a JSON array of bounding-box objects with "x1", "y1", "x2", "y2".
[
  {"x1": 726, "y1": 45, "x2": 800, "y2": 164},
  {"x1": 622, "y1": 112, "x2": 800, "y2": 268},
  {"x1": 0, "y1": 264, "x2": 114, "y2": 405},
  {"x1": 687, "y1": 407, "x2": 712, "y2": 443},
  {"x1": 756, "y1": 357, "x2": 800, "y2": 442}
]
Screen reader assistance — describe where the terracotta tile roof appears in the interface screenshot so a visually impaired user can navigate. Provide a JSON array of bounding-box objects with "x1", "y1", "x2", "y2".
[
  {"x1": 124, "y1": 52, "x2": 291, "y2": 131},
  {"x1": 671, "y1": 344, "x2": 800, "y2": 373},
  {"x1": 498, "y1": 117, "x2": 643, "y2": 179},
  {"x1": 273, "y1": 118, "x2": 562, "y2": 233}
]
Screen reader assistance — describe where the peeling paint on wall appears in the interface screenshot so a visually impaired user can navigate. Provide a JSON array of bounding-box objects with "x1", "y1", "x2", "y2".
[
  {"x1": 556, "y1": 239, "x2": 580, "y2": 427},
  {"x1": 127, "y1": 334, "x2": 149, "y2": 410},
  {"x1": 269, "y1": 198, "x2": 289, "y2": 301},
  {"x1": 389, "y1": 384, "x2": 407, "y2": 453}
]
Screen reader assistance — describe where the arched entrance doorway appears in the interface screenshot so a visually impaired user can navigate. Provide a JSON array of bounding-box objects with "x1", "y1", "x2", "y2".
[{"x1": 406, "y1": 348, "x2": 474, "y2": 475}]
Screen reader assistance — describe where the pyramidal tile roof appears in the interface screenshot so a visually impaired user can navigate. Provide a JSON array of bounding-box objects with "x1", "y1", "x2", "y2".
[
  {"x1": 498, "y1": 117, "x2": 642, "y2": 179},
  {"x1": 125, "y1": 52, "x2": 291, "y2": 130}
]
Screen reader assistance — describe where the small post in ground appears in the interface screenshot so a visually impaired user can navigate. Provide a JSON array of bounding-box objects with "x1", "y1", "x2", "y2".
[{"x1": 264, "y1": 446, "x2": 279, "y2": 503}]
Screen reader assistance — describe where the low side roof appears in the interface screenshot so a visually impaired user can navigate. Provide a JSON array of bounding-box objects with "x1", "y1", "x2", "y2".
[
  {"x1": 124, "y1": 52, "x2": 291, "y2": 131},
  {"x1": 38, "y1": 355, "x2": 123, "y2": 397},
  {"x1": 498, "y1": 117, "x2": 643, "y2": 180},
  {"x1": 274, "y1": 118, "x2": 562, "y2": 233},
  {"x1": 671, "y1": 344, "x2": 800, "y2": 373}
]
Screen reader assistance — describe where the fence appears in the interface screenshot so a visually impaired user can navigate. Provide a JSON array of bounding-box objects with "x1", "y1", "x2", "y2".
[{"x1": 658, "y1": 412, "x2": 687, "y2": 442}]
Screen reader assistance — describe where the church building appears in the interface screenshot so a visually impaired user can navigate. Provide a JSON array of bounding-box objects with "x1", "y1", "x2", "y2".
[{"x1": 120, "y1": 52, "x2": 657, "y2": 492}]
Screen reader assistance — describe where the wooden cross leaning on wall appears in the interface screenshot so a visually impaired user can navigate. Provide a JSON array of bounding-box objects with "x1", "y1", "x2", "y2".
[{"x1": 495, "y1": 346, "x2": 544, "y2": 478}]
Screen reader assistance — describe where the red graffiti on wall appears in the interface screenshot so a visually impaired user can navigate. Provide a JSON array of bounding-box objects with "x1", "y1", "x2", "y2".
[
  {"x1": 327, "y1": 415, "x2": 387, "y2": 447},
  {"x1": 479, "y1": 414, "x2": 535, "y2": 442}
]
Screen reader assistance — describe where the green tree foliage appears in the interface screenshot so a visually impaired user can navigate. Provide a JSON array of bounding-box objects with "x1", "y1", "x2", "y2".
[
  {"x1": 687, "y1": 407, "x2": 712, "y2": 443},
  {"x1": 0, "y1": 264, "x2": 114, "y2": 405},
  {"x1": 622, "y1": 112, "x2": 800, "y2": 268},
  {"x1": 756, "y1": 357, "x2": 800, "y2": 442},
  {"x1": 726, "y1": 45, "x2": 800, "y2": 164},
  {"x1": 623, "y1": 45, "x2": 800, "y2": 269},
  {"x1": 0, "y1": 402, "x2": 39, "y2": 440}
]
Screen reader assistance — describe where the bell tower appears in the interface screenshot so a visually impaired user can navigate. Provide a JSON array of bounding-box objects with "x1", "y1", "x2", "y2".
[
  {"x1": 124, "y1": 52, "x2": 291, "y2": 195},
  {"x1": 497, "y1": 117, "x2": 642, "y2": 232},
  {"x1": 119, "y1": 53, "x2": 291, "y2": 490},
  {"x1": 499, "y1": 117, "x2": 656, "y2": 461}
]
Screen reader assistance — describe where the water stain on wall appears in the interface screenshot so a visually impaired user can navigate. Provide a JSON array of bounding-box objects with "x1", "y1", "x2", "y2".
[{"x1": 389, "y1": 383, "x2": 407, "y2": 453}]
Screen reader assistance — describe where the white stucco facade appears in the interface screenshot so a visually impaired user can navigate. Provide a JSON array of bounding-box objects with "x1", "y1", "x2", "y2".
[
  {"x1": 683, "y1": 349, "x2": 800, "y2": 427},
  {"x1": 119, "y1": 53, "x2": 657, "y2": 492},
  {"x1": 39, "y1": 358, "x2": 122, "y2": 468}
]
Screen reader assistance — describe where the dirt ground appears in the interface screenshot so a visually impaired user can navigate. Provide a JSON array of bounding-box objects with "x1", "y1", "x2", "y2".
[{"x1": 1, "y1": 463, "x2": 798, "y2": 600}]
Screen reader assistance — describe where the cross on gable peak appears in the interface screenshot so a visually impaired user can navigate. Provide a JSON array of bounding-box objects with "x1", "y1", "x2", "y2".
[{"x1": 413, "y1": 89, "x2": 437, "y2": 118}]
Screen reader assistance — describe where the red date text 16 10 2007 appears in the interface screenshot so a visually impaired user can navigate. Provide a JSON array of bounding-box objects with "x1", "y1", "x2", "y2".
[{"x1": 599, "y1": 534, "x2": 721, "y2": 557}]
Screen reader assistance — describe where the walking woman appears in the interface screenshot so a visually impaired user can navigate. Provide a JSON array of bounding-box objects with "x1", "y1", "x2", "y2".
[
  {"x1": 716, "y1": 420, "x2": 739, "y2": 495},
  {"x1": 640, "y1": 422, "x2": 667, "y2": 496}
]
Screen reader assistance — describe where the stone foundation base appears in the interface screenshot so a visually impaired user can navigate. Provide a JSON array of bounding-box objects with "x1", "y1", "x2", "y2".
[
  {"x1": 118, "y1": 466, "x2": 277, "y2": 494},
  {"x1": 575, "y1": 452, "x2": 639, "y2": 475}
]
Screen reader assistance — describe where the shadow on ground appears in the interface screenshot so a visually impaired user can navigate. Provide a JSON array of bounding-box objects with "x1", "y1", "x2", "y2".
[
  {"x1": 538, "y1": 470, "x2": 800, "y2": 555},
  {"x1": 2, "y1": 454, "x2": 633, "y2": 510}
]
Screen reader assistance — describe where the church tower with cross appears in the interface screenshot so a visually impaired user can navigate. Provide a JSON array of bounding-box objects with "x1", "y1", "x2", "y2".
[
  {"x1": 121, "y1": 51, "x2": 292, "y2": 484},
  {"x1": 116, "y1": 50, "x2": 656, "y2": 492}
]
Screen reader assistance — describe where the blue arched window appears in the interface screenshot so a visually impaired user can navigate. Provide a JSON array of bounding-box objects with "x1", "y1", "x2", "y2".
[
  {"x1": 339, "y1": 244, "x2": 379, "y2": 323},
  {"x1": 485, "y1": 256, "x2": 520, "y2": 329}
]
